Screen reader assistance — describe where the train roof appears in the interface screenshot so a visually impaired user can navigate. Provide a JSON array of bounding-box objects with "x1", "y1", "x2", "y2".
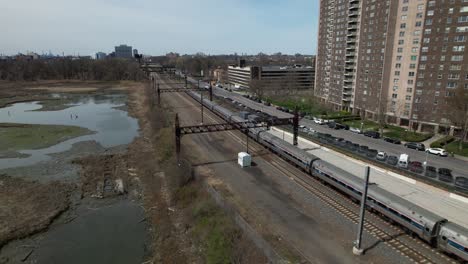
[{"x1": 314, "y1": 160, "x2": 446, "y2": 225}]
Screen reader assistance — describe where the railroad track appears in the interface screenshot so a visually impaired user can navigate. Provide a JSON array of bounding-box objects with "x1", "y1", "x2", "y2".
[{"x1": 157, "y1": 75, "x2": 458, "y2": 264}]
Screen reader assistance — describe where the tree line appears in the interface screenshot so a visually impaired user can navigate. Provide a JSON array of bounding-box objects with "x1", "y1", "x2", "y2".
[{"x1": 0, "y1": 58, "x2": 146, "y2": 81}]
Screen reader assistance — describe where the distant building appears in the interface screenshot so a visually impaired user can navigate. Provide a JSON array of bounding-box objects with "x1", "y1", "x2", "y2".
[
  {"x1": 212, "y1": 68, "x2": 227, "y2": 83},
  {"x1": 96, "y1": 52, "x2": 107, "y2": 60},
  {"x1": 228, "y1": 64, "x2": 315, "y2": 95},
  {"x1": 114, "y1": 44, "x2": 133, "y2": 58},
  {"x1": 133, "y1": 49, "x2": 138, "y2": 58}
]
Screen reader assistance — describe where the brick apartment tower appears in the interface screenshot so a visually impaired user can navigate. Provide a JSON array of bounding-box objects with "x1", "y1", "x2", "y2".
[{"x1": 316, "y1": 0, "x2": 468, "y2": 134}]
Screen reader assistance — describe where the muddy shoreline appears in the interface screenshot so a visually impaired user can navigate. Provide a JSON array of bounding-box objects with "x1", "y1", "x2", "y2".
[{"x1": 0, "y1": 81, "x2": 150, "y2": 264}]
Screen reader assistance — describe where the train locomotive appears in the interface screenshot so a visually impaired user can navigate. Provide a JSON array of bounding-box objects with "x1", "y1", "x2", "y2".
[{"x1": 184, "y1": 90, "x2": 468, "y2": 262}]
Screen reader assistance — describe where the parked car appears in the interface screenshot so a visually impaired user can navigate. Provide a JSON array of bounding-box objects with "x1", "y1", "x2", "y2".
[
  {"x1": 404, "y1": 142, "x2": 426, "y2": 151},
  {"x1": 358, "y1": 145, "x2": 369, "y2": 154},
  {"x1": 376, "y1": 151, "x2": 388, "y2": 161},
  {"x1": 426, "y1": 148, "x2": 448, "y2": 157},
  {"x1": 438, "y1": 168, "x2": 453, "y2": 183},
  {"x1": 455, "y1": 177, "x2": 468, "y2": 190},
  {"x1": 387, "y1": 155, "x2": 398, "y2": 166},
  {"x1": 383, "y1": 137, "x2": 401, "y2": 144},
  {"x1": 424, "y1": 166, "x2": 438, "y2": 178},
  {"x1": 409, "y1": 161, "x2": 424, "y2": 174},
  {"x1": 366, "y1": 149, "x2": 378, "y2": 158},
  {"x1": 364, "y1": 130, "x2": 380, "y2": 139},
  {"x1": 314, "y1": 118, "x2": 326, "y2": 125},
  {"x1": 398, "y1": 154, "x2": 410, "y2": 169},
  {"x1": 349, "y1": 127, "x2": 362, "y2": 134}
]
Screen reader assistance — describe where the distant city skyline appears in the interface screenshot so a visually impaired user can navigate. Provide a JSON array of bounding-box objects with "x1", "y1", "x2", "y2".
[{"x1": 0, "y1": 0, "x2": 319, "y2": 56}]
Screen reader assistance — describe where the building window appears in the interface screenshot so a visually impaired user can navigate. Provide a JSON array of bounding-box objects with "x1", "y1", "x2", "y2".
[
  {"x1": 454, "y1": 35, "x2": 466, "y2": 42},
  {"x1": 406, "y1": 95, "x2": 412, "y2": 101},
  {"x1": 411, "y1": 55, "x2": 418, "y2": 61},
  {"x1": 410, "y1": 64, "x2": 416, "y2": 69},
  {"x1": 422, "y1": 47, "x2": 428, "y2": 52},
  {"x1": 426, "y1": 19, "x2": 433, "y2": 25},
  {"x1": 400, "y1": 23, "x2": 407, "y2": 29},
  {"x1": 447, "y1": 82, "x2": 458, "y2": 89},
  {"x1": 427, "y1": 10, "x2": 434, "y2": 16},
  {"x1": 448, "y1": 73, "x2": 460, "y2": 80},
  {"x1": 451, "y1": 55, "x2": 464, "y2": 61},
  {"x1": 453, "y1": 45, "x2": 465, "y2": 52},
  {"x1": 456, "y1": 26, "x2": 468, "y2": 33},
  {"x1": 419, "y1": 64, "x2": 426, "y2": 70},
  {"x1": 407, "y1": 87, "x2": 413, "y2": 93}
]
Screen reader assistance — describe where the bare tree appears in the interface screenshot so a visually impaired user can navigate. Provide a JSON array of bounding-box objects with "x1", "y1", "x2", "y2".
[
  {"x1": 448, "y1": 86, "x2": 468, "y2": 151},
  {"x1": 249, "y1": 79, "x2": 265, "y2": 99}
]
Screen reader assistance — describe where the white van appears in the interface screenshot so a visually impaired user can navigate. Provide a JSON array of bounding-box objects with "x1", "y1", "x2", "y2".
[{"x1": 398, "y1": 154, "x2": 410, "y2": 168}]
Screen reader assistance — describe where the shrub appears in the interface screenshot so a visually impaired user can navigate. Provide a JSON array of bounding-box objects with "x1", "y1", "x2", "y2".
[{"x1": 430, "y1": 136, "x2": 456, "y2": 148}]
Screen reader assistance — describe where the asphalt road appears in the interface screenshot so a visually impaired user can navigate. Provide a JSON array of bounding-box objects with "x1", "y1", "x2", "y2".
[{"x1": 185, "y1": 76, "x2": 467, "y2": 178}]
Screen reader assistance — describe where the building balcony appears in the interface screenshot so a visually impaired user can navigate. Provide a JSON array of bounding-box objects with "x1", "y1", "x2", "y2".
[
  {"x1": 349, "y1": 4, "x2": 359, "y2": 10},
  {"x1": 346, "y1": 52, "x2": 355, "y2": 56},
  {"x1": 348, "y1": 11, "x2": 359, "y2": 17},
  {"x1": 346, "y1": 45, "x2": 356, "y2": 50},
  {"x1": 348, "y1": 18, "x2": 358, "y2": 23}
]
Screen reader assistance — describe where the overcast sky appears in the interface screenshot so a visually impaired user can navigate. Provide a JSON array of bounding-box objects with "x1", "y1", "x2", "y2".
[{"x1": 0, "y1": 0, "x2": 319, "y2": 56}]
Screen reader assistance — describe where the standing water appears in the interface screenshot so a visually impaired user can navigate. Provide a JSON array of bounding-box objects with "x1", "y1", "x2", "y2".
[{"x1": 0, "y1": 94, "x2": 139, "y2": 169}]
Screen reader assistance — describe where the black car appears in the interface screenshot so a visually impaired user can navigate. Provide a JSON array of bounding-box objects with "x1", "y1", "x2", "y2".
[
  {"x1": 366, "y1": 149, "x2": 378, "y2": 158},
  {"x1": 358, "y1": 145, "x2": 369, "y2": 154},
  {"x1": 387, "y1": 155, "x2": 398, "y2": 166},
  {"x1": 404, "y1": 142, "x2": 426, "y2": 151},
  {"x1": 424, "y1": 166, "x2": 437, "y2": 178},
  {"x1": 364, "y1": 131, "x2": 380, "y2": 139},
  {"x1": 438, "y1": 168, "x2": 453, "y2": 183},
  {"x1": 383, "y1": 137, "x2": 401, "y2": 144},
  {"x1": 455, "y1": 177, "x2": 468, "y2": 190}
]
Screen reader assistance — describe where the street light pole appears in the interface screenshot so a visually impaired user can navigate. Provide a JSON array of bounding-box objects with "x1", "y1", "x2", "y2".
[{"x1": 353, "y1": 166, "x2": 370, "y2": 256}]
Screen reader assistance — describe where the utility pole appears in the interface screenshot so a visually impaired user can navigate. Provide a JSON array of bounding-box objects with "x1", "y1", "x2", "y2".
[
  {"x1": 246, "y1": 129, "x2": 249, "y2": 154},
  {"x1": 353, "y1": 166, "x2": 370, "y2": 256},
  {"x1": 200, "y1": 91, "x2": 204, "y2": 124}
]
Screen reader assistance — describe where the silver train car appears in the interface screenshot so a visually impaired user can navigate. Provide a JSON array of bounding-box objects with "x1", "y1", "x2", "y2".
[
  {"x1": 185, "y1": 90, "x2": 468, "y2": 262},
  {"x1": 438, "y1": 223, "x2": 468, "y2": 261}
]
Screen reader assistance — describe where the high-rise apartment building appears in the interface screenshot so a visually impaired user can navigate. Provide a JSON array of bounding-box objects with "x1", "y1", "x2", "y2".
[{"x1": 316, "y1": 0, "x2": 468, "y2": 133}]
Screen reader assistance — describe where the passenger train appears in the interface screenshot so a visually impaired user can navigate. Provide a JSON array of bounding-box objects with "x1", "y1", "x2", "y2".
[{"x1": 185, "y1": 90, "x2": 468, "y2": 262}]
